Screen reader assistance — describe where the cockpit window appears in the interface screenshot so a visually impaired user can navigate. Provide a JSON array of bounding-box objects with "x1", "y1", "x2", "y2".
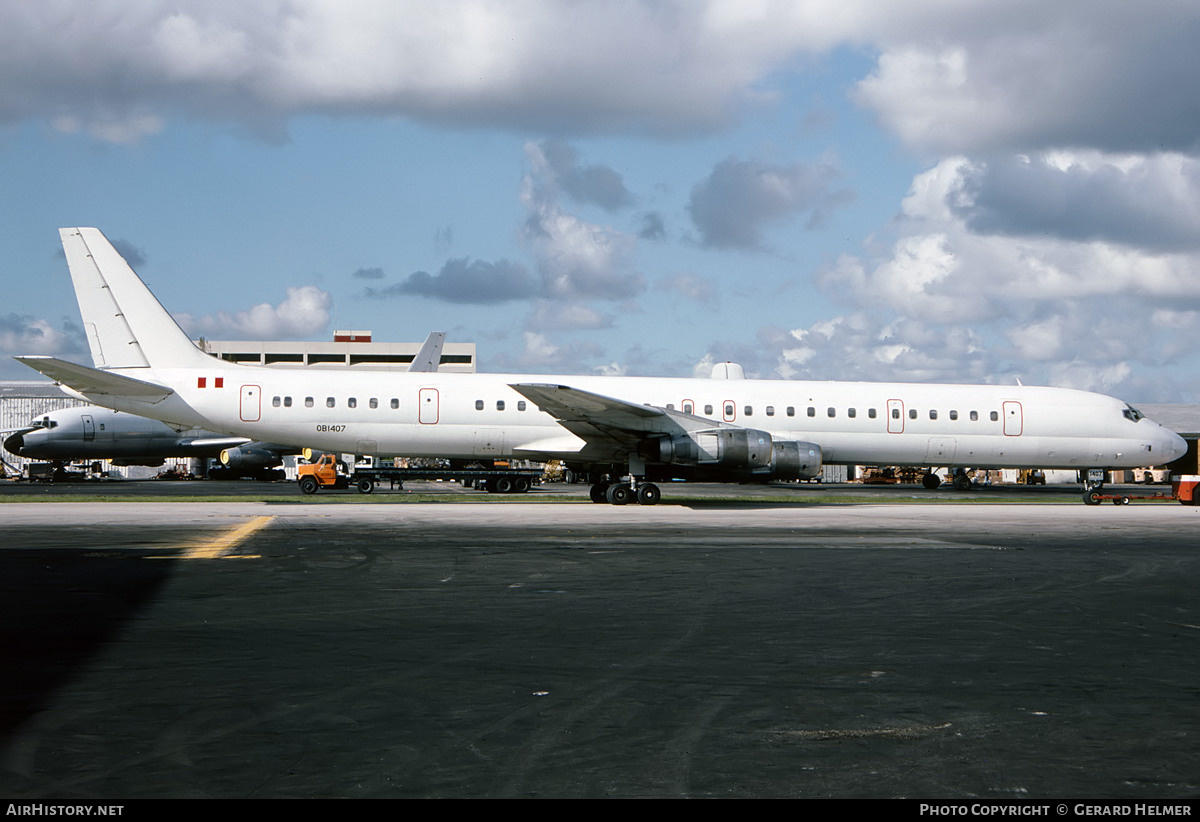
[{"x1": 1123, "y1": 404, "x2": 1144, "y2": 423}]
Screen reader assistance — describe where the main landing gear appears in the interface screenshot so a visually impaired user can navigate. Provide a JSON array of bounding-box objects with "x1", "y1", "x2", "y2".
[{"x1": 589, "y1": 479, "x2": 661, "y2": 505}]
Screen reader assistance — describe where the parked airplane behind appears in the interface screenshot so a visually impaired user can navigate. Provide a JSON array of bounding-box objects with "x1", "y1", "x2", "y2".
[
  {"x1": 15, "y1": 228, "x2": 1187, "y2": 505},
  {"x1": 3, "y1": 405, "x2": 293, "y2": 478}
]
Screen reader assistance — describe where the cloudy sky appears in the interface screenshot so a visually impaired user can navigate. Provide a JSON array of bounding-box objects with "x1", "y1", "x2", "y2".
[{"x1": 3, "y1": 0, "x2": 1200, "y2": 401}]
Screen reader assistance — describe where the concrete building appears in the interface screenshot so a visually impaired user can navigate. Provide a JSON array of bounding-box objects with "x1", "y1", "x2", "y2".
[{"x1": 200, "y1": 331, "x2": 475, "y2": 372}]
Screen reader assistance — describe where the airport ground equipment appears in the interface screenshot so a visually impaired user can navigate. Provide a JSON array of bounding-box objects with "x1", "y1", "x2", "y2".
[
  {"x1": 1082, "y1": 475, "x2": 1200, "y2": 506},
  {"x1": 296, "y1": 453, "x2": 542, "y2": 495}
]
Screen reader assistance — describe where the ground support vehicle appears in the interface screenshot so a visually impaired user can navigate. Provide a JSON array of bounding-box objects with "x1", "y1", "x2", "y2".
[
  {"x1": 296, "y1": 453, "x2": 542, "y2": 495},
  {"x1": 1082, "y1": 475, "x2": 1200, "y2": 506}
]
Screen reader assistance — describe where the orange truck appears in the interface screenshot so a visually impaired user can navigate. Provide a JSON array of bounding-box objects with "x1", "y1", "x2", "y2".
[{"x1": 296, "y1": 453, "x2": 542, "y2": 495}]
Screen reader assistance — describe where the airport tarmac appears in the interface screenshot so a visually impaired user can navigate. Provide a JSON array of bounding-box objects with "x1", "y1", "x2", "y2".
[{"x1": 1, "y1": 487, "x2": 1197, "y2": 798}]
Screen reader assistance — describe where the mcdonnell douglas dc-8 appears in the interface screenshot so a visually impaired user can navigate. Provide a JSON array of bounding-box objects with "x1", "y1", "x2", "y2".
[{"x1": 16, "y1": 228, "x2": 1186, "y2": 505}]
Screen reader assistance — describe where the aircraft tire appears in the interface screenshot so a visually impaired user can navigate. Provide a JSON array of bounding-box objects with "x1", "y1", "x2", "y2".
[
  {"x1": 1083, "y1": 489, "x2": 1103, "y2": 505},
  {"x1": 636, "y1": 483, "x2": 661, "y2": 505},
  {"x1": 589, "y1": 482, "x2": 610, "y2": 504},
  {"x1": 299, "y1": 476, "x2": 320, "y2": 495},
  {"x1": 922, "y1": 473, "x2": 941, "y2": 490},
  {"x1": 606, "y1": 483, "x2": 631, "y2": 505}
]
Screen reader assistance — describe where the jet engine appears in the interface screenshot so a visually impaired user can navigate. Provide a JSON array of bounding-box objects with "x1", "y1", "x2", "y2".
[
  {"x1": 639, "y1": 428, "x2": 822, "y2": 481},
  {"x1": 219, "y1": 445, "x2": 284, "y2": 473}
]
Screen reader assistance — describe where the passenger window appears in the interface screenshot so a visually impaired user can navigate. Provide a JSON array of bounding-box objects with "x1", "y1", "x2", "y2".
[
  {"x1": 705, "y1": 405, "x2": 713, "y2": 415},
  {"x1": 786, "y1": 406, "x2": 795, "y2": 417},
  {"x1": 949, "y1": 410, "x2": 957, "y2": 420},
  {"x1": 807, "y1": 407, "x2": 816, "y2": 417},
  {"x1": 744, "y1": 405, "x2": 753, "y2": 416},
  {"x1": 305, "y1": 397, "x2": 314, "y2": 408},
  {"x1": 326, "y1": 397, "x2": 335, "y2": 408},
  {"x1": 766, "y1": 406, "x2": 774, "y2": 416},
  {"x1": 272, "y1": 396, "x2": 281, "y2": 407},
  {"x1": 391, "y1": 398, "x2": 399, "y2": 409},
  {"x1": 892, "y1": 408, "x2": 901, "y2": 419},
  {"x1": 348, "y1": 397, "x2": 357, "y2": 409},
  {"x1": 518, "y1": 401, "x2": 526, "y2": 411},
  {"x1": 827, "y1": 407, "x2": 836, "y2": 418},
  {"x1": 929, "y1": 409, "x2": 937, "y2": 420},
  {"x1": 369, "y1": 398, "x2": 378, "y2": 409},
  {"x1": 284, "y1": 396, "x2": 292, "y2": 408},
  {"x1": 868, "y1": 408, "x2": 877, "y2": 419},
  {"x1": 909, "y1": 409, "x2": 917, "y2": 419},
  {"x1": 497, "y1": 400, "x2": 505, "y2": 411},
  {"x1": 990, "y1": 411, "x2": 999, "y2": 421},
  {"x1": 724, "y1": 403, "x2": 734, "y2": 417},
  {"x1": 475, "y1": 400, "x2": 484, "y2": 410},
  {"x1": 683, "y1": 401, "x2": 693, "y2": 414},
  {"x1": 848, "y1": 408, "x2": 856, "y2": 418}
]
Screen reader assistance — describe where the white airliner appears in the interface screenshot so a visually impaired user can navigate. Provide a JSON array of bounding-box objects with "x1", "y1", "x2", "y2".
[{"x1": 15, "y1": 227, "x2": 1187, "y2": 505}]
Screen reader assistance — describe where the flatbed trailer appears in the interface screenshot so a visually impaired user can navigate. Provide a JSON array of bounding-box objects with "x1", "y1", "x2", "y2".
[
  {"x1": 1082, "y1": 475, "x2": 1200, "y2": 506},
  {"x1": 296, "y1": 453, "x2": 542, "y2": 495}
]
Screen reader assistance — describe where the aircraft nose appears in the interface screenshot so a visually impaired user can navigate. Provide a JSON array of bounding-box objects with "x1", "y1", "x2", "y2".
[
  {"x1": 1165, "y1": 428, "x2": 1188, "y2": 463},
  {"x1": 3, "y1": 432, "x2": 25, "y2": 455}
]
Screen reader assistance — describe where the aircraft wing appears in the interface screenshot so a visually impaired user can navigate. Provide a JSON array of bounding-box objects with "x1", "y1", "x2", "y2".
[
  {"x1": 509, "y1": 382, "x2": 722, "y2": 461},
  {"x1": 14, "y1": 356, "x2": 174, "y2": 401}
]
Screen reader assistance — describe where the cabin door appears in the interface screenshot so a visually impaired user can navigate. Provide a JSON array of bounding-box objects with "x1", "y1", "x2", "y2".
[
  {"x1": 419, "y1": 388, "x2": 439, "y2": 424},
  {"x1": 81, "y1": 414, "x2": 95, "y2": 441},
  {"x1": 1003, "y1": 401, "x2": 1023, "y2": 436},
  {"x1": 240, "y1": 384, "x2": 261, "y2": 422}
]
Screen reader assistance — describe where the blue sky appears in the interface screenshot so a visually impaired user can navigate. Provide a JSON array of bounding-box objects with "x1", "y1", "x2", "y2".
[{"x1": 3, "y1": 1, "x2": 1200, "y2": 402}]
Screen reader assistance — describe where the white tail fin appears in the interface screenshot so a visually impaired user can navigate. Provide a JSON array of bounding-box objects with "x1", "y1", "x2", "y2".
[
  {"x1": 60, "y1": 227, "x2": 214, "y2": 371},
  {"x1": 407, "y1": 331, "x2": 446, "y2": 372}
]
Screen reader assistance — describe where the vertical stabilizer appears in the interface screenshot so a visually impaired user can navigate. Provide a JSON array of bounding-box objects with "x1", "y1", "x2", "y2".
[
  {"x1": 60, "y1": 228, "x2": 214, "y2": 370},
  {"x1": 408, "y1": 331, "x2": 446, "y2": 372}
]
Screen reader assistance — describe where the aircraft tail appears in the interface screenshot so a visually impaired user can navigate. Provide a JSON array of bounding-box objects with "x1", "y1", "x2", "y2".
[{"x1": 60, "y1": 227, "x2": 215, "y2": 371}]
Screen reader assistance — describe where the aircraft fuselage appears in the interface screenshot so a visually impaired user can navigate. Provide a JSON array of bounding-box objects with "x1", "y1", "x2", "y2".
[{"x1": 82, "y1": 364, "x2": 1181, "y2": 472}]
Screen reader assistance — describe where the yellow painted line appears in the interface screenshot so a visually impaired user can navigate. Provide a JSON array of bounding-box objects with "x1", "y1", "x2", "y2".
[{"x1": 180, "y1": 515, "x2": 274, "y2": 560}]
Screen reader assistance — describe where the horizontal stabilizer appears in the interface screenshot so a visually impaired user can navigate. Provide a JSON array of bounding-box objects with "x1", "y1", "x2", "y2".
[{"x1": 15, "y1": 356, "x2": 174, "y2": 401}]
